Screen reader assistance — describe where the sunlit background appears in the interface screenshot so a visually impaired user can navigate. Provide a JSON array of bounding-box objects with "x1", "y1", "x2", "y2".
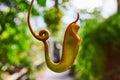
[
  {"x1": 30, "y1": 0, "x2": 118, "y2": 30},
  {"x1": 0, "y1": 0, "x2": 120, "y2": 80}
]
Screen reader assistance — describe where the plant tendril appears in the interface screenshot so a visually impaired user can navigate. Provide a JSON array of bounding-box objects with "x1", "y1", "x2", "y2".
[{"x1": 27, "y1": 0, "x2": 49, "y2": 41}]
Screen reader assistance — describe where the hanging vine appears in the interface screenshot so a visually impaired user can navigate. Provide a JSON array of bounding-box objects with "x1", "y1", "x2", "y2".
[{"x1": 27, "y1": 0, "x2": 81, "y2": 73}]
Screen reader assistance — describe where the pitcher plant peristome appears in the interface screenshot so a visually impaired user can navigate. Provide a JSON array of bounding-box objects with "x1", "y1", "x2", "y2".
[{"x1": 27, "y1": 0, "x2": 81, "y2": 72}]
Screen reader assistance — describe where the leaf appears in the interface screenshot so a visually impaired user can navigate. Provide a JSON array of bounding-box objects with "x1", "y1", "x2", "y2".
[
  {"x1": 37, "y1": 0, "x2": 46, "y2": 7},
  {"x1": 63, "y1": 0, "x2": 69, "y2": 3},
  {"x1": 32, "y1": 7, "x2": 40, "y2": 16}
]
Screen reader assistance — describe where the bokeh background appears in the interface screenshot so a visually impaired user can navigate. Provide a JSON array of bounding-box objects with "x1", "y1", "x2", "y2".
[{"x1": 0, "y1": 0, "x2": 120, "y2": 80}]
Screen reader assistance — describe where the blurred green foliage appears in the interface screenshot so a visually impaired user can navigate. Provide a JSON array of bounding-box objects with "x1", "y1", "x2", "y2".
[
  {"x1": 0, "y1": 0, "x2": 47, "y2": 79},
  {"x1": 0, "y1": 0, "x2": 40, "y2": 73},
  {"x1": 76, "y1": 13, "x2": 120, "y2": 80},
  {"x1": 44, "y1": 7, "x2": 63, "y2": 36},
  {"x1": 0, "y1": 23, "x2": 30, "y2": 65}
]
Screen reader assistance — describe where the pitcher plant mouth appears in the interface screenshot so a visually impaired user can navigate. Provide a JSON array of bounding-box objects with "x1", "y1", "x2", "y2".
[
  {"x1": 27, "y1": 0, "x2": 81, "y2": 73},
  {"x1": 69, "y1": 13, "x2": 80, "y2": 41}
]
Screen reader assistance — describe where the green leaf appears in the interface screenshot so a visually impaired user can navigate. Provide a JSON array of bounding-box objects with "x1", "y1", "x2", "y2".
[
  {"x1": 37, "y1": 0, "x2": 46, "y2": 7},
  {"x1": 63, "y1": 0, "x2": 69, "y2": 3},
  {"x1": 32, "y1": 7, "x2": 40, "y2": 16}
]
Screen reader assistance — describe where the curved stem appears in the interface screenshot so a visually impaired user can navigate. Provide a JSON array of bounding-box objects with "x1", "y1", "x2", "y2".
[
  {"x1": 27, "y1": 0, "x2": 37, "y2": 39},
  {"x1": 27, "y1": 0, "x2": 49, "y2": 41}
]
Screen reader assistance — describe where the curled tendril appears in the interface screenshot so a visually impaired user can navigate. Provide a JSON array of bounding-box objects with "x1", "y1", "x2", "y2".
[
  {"x1": 27, "y1": 0, "x2": 81, "y2": 73},
  {"x1": 27, "y1": 0, "x2": 49, "y2": 41}
]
